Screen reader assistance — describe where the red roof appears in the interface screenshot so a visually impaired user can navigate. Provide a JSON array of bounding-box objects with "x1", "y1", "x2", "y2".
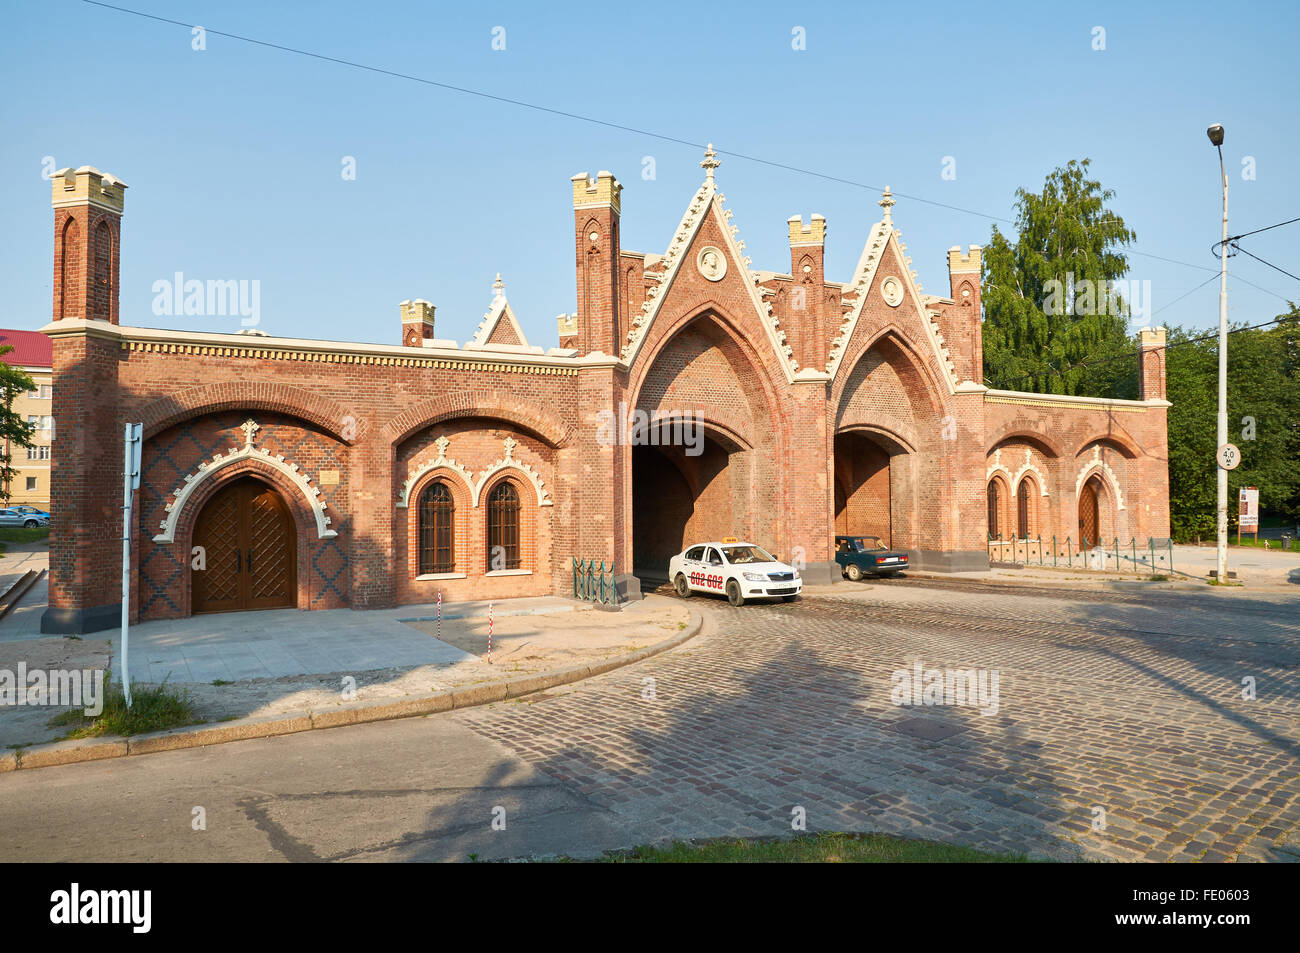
[{"x1": 0, "y1": 329, "x2": 53, "y2": 368}]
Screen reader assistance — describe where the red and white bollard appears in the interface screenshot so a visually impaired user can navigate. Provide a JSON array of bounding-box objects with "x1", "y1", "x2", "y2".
[
  {"x1": 436, "y1": 589, "x2": 442, "y2": 641},
  {"x1": 487, "y1": 602, "x2": 494, "y2": 664}
]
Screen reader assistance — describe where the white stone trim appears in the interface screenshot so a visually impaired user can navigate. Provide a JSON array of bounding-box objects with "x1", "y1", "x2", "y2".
[
  {"x1": 620, "y1": 183, "x2": 712, "y2": 365},
  {"x1": 619, "y1": 174, "x2": 800, "y2": 381},
  {"x1": 153, "y1": 419, "x2": 336, "y2": 543},
  {"x1": 396, "y1": 436, "x2": 474, "y2": 508},
  {"x1": 471, "y1": 437, "x2": 553, "y2": 508},
  {"x1": 485, "y1": 569, "x2": 532, "y2": 577},
  {"x1": 986, "y1": 458, "x2": 1014, "y2": 489},
  {"x1": 39, "y1": 319, "x2": 580, "y2": 371},
  {"x1": 470, "y1": 277, "x2": 532, "y2": 350},
  {"x1": 416, "y1": 572, "x2": 467, "y2": 581},
  {"x1": 985, "y1": 388, "x2": 1169, "y2": 410},
  {"x1": 825, "y1": 221, "x2": 887, "y2": 377},
  {"x1": 1075, "y1": 446, "x2": 1125, "y2": 511},
  {"x1": 1010, "y1": 448, "x2": 1050, "y2": 497},
  {"x1": 826, "y1": 221, "x2": 958, "y2": 390}
]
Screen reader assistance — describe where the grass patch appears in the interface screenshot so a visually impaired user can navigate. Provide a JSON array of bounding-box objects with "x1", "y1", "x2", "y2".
[
  {"x1": 598, "y1": 832, "x2": 1038, "y2": 863},
  {"x1": 0, "y1": 526, "x2": 50, "y2": 543},
  {"x1": 48, "y1": 678, "x2": 203, "y2": 739},
  {"x1": 211, "y1": 679, "x2": 233, "y2": 686},
  {"x1": 1228, "y1": 537, "x2": 1299, "y2": 552}
]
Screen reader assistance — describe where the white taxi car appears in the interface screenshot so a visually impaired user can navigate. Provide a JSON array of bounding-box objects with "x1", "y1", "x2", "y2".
[{"x1": 668, "y1": 539, "x2": 802, "y2": 606}]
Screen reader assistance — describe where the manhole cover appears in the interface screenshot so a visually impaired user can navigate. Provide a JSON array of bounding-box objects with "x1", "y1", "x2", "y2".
[{"x1": 891, "y1": 717, "x2": 967, "y2": 741}]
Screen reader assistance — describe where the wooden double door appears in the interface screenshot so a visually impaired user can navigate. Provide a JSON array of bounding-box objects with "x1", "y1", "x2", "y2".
[{"x1": 192, "y1": 477, "x2": 297, "y2": 614}]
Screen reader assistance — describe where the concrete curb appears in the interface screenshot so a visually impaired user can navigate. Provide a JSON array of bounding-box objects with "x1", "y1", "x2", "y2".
[
  {"x1": 894, "y1": 572, "x2": 1204, "y2": 592},
  {"x1": 7, "y1": 609, "x2": 704, "y2": 772}
]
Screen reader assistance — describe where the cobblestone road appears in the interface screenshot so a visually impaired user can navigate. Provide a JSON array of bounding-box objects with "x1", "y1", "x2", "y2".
[{"x1": 457, "y1": 581, "x2": 1300, "y2": 861}]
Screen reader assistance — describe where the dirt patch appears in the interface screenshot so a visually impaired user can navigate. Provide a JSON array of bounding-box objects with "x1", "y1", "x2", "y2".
[{"x1": 0, "y1": 637, "x2": 113, "y2": 749}]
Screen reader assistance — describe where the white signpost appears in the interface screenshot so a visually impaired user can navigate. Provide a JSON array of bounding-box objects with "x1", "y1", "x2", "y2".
[{"x1": 121, "y1": 422, "x2": 143, "y2": 708}]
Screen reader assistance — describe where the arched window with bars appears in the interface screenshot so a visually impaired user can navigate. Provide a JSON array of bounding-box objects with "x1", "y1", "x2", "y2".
[
  {"x1": 487, "y1": 481, "x2": 521, "y2": 571},
  {"x1": 418, "y1": 481, "x2": 455, "y2": 574}
]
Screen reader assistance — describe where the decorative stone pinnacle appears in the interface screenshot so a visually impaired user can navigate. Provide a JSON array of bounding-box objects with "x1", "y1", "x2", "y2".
[
  {"x1": 493, "y1": 273, "x2": 505, "y2": 299},
  {"x1": 503, "y1": 436, "x2": 517, "y2": 460},
  {"x1": 435, "y1": 435, "x2": 450, "y2": 458},
  {"x1": 240, "y1": 418, "x2": 260, "y2": 447},
  {"x1": 878, "y1": 186, "x2": 895, "y2": 224},
  {"x1": 701, "y1": 143, "x2": 721, "y2": 184}
]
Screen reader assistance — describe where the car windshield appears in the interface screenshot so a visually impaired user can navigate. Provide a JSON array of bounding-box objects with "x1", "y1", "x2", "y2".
[{"x1": 721, "y1": 545, "x2": 774, "y2": 564}]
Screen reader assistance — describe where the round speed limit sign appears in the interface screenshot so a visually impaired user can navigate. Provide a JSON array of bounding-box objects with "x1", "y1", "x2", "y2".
[{"x1": 1217, "y1": 443, "x2": 1241, "y2": 470}]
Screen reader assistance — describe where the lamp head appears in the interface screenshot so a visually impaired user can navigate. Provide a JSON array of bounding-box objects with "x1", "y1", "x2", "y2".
[{"x1": 1207, "y1": 123, "x2": 1225, "y2": 147}]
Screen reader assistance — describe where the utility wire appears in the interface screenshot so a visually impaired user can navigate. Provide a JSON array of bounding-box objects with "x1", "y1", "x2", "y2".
[
  {"x1": 989, "y1": 311, "x2": 1297, "y2": 392},
  {"x1": 1230, "y1": 216, "x2": 1300, "y2": 242},
  {"x1": 1152, "y1": 272, "x2": 1222, "y2": 316},
  {"x1": 1229, "y1": 244, "x2": 1300, "y2": 283},
  {"x1": 82, "y1": 0, "x2": 1262, "y2": 281},
  {"x1": 1212, "y1": 215, "x2": 1300, "y2": 259}
]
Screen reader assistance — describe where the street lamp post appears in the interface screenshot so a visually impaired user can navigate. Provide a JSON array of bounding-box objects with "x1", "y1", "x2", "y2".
[{"x1": 1208, "y1": 123, "x2": 1229, "y2": 583}]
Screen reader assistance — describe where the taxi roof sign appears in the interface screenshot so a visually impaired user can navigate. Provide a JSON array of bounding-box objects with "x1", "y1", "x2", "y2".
[{"x1": 720, "y1": 536, "x2": 739, "y2": 543}]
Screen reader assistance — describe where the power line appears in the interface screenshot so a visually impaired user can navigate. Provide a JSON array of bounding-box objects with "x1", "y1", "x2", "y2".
[
  {"x1": 1232, "y1": 215, "x2": 1300, "y2": 242},
  {"x1": 989, "y1": 312, "x2": 1297, "y2": 392},
  {"x1": 80, "y1": 0, "x2": 997, "y2": 222},
  {"x1": 1152, "y1": 272, "x2": 1222, "y2": 316},
  {"x1": 1229, "y1": 271, "x2": 1296, "y2": 303},
  {"x1": 1229, "y1": 244, "x2": 1300, "y2": 283},
  {"x1": 82, "y1": 0, "x2": 1243, "y2": 280}
]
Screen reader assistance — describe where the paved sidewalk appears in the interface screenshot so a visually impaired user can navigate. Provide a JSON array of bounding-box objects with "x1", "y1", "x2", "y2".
[
  {"x1": 0, "y1": 593, "x2": 691, "y2": 751},
  {"x1": 865, "y1": 544, "x2": 1300, "y2": 591},
  {"x1": 0, "y1": 543, "x2": 49, "y2": 642},
  {"x1": 1172, "y1": 543, "x2": 1300, "y2": 587},
  {"x1": 49, "y1": 597, "x2": 578, "y2": 684}
]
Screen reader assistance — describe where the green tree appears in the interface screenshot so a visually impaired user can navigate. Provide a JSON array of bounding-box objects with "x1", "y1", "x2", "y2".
[
  {"x1": 982, "y1": 159, "x2": 1137, "y2": 395},
  {"x1": 1165, "y1": 306, "x2": 1300, "y2": 539},
  {"x1": 0, "y1": 344, "x2": 37, "y2": 505}
]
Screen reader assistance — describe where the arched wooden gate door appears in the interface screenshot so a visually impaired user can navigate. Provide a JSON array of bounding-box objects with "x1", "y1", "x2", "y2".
[{"x1": 192, "y1": 477, "x2": 297, "y2": 614}]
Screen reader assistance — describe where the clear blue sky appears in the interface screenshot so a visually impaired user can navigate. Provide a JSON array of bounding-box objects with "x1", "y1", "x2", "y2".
[{"x1": 2, "y1": 0, "x2": 1297, "y2": 348}]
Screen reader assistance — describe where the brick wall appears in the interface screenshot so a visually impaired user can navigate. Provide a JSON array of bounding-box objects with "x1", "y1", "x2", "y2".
[{"x1": 40, "y1": 163, "x2": 1172, "y2": 630}]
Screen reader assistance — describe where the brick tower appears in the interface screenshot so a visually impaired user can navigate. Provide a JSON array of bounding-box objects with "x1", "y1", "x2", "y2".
[
  {"x1": 786, "y1": 214, "x2": 829, "y2": 370},
  {"x1": 51, "y1": 166, "x2": 127, "y2": 323},
  {"x1": 943, "y1": 245, "x2": 983, "y2": 384},
  {"x1": 42, "y1": 166, "x2": 128, "y2": 633},
  {"x1": 570, "y1": 171, "x2": 622, "y2": 356}
]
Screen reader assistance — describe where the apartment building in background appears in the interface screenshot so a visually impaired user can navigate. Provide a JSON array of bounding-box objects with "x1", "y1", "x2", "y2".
[{"x1": 0, "y1": 328, "x2": 54, "y2": 508}]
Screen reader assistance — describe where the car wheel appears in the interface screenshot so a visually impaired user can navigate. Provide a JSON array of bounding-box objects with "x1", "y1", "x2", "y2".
[
  {"x1": 846, "y1": 564, "x2": 863, "y2": 582},
  {"x1": 23, "y1": 520, "x2": 37, "y2": 528},
  {"x1": 725, "y1": 580, "x2": 744, "y2": 607},
  {"x1": 673, "y1": 574, "x2": 691, "y2": 598}
]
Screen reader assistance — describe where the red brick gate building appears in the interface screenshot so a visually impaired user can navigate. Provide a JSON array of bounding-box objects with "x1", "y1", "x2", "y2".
[{"x1": 40, "y1": 154, "x2": 1170, "y2": 634}]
